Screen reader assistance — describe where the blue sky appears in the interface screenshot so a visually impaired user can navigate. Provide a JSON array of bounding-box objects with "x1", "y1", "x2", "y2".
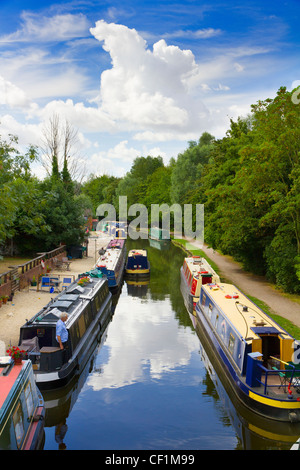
[{"x1": 0, "y1": 0, "x2": 299, "y2": 180}]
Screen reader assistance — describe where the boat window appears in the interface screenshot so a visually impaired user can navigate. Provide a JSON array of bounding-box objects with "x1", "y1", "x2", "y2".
[
  {"x1": 228, "y1": 333, "x2": 235, "y2": 355},
  {"x1": 214, "y1": 314, "x2": 219, "y2": 327},
  {"x1": 24, "y1": 381, "x2": 34, "y2": 418},
  {"x1": 201, "y1": 293, "x2": 206, "y2": 307},
  {"x1": 13, "y1": 403, "x2": 25, "y2": 449}
]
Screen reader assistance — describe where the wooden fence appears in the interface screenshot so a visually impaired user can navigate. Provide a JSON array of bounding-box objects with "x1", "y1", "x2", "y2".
[{"x1": 0, "y1": 246, "x2": 66, "y2": 299}]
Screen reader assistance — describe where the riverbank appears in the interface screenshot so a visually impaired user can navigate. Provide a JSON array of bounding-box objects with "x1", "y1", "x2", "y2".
[
  {"x1": 1, "y1": 234, "x2": 300, "y2": 354},
  {"x1": 0, "y1": 234, "x2": 110, "y2": 355}
]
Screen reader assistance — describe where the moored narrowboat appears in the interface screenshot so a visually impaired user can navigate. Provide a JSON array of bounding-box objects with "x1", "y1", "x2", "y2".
[
  {"x1": 180, "y1": 256, "x2": 220, "y2": 314},
  {"x1": 125, "y1": 249, "x2": 150, "y2": 277},
  {"x1": 0, "y1": 358, "x2": 45, "y2": 450},
  {"x1": 95, "y1": 238, "x2": 126, "y2": 290},
  {"x1": 149, "y1": 227, "x2": 170, "y2": 241},
  {"x1": 195, "y1": 282, "x2": 300, "y2": 422},
  {"x1": 18, "y1": 276, "x2": 112, "y2": 390}
]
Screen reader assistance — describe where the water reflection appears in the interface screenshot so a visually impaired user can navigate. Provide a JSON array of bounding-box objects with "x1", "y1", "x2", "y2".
[
  {"x1": 87, "y1": 297, "x2": 200, "y2": 391},
  {"x1": 125, "y1": 277, "x2": 150, "y2": 298},
  {"x1": 41, "y1": 238, "x2": 300, "y2": 450},
  {"x1": 42, "y1": 317, "x2": 112, "y2": 450}
]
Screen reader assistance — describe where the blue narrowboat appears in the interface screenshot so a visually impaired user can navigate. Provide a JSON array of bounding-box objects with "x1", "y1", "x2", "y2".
[
  {"x1": 95, "y1": 238, "x2": 126, "y2": 289},
  {"x1": 195, "y1": 282, "x2": 300, "y2": 422},
  {"x1": 149, "y1": 227, "x2": 170, "y2": 241},
  {"x1": 125, "y1": 249, "x2": 150, "y2": 277},
  {"x1": 0, "y1": 358, "x2": 45, "y2": 450}
]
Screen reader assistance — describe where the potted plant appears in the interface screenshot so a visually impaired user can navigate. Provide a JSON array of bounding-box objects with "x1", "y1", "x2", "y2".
[
  {"x1": 77, "y1": 276, "x2": 90, "y2": 286},
  {"x1": 2, "y1": 295, "x2": 9, "y2": 304},
  {"x1": 31, "y1": 276, "x2": 37, "y2": 286},
  {"x1": 46, "y1": 264, "x2": 51, "y2": 273},
  {"x1": 6, "y1": 345, "x2": 26, "y2": 364}
]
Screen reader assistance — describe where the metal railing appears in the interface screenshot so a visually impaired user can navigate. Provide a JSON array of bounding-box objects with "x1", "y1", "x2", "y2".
[
  {"x1": 0, "y1": 246, "x2": 66, "y2": 288},
  {"x1": 256, "y1": 356, "x2": 300, "y2": 396}
]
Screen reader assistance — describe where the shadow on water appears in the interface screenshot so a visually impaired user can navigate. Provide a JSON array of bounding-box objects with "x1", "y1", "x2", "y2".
[{"x1": 41, "y1": 238, "x2": 300, "y2": 450}]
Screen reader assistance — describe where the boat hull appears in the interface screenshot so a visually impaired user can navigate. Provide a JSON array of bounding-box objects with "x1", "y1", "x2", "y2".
[
  {"x1": 125, "y1": 249, "x2": 150, "y2": 278},
  {"x1": 0, "y1": 360, "x2": 45, "y2": 450},
  {"x1": 195, "y1": 301, "x2": 300, "y2": 423},
  {"x1": 125, "y1": 261, "x2": 150, "y2": 278},
  {"x1": 34, "y1": 294, "x2": 112, "y2": 390},
  {"x1": 180, "y1": 266, "x2": 196, "y2": 315},
  {"x1": 96, "y1": 239, "x2": 126, "y2": 290},
  {"x1": 105, "y1": 253, "x2": 126, "y2": 290}
]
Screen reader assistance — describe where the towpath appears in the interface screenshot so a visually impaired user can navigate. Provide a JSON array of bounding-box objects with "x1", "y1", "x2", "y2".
[{"x1": 190, "y1": 242, "x2": 300, "y2": 329}]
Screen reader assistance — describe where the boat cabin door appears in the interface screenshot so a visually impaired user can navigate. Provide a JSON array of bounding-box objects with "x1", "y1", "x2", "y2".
[
  {"x1": 251, "y1": 327, "x2": 281, "y2": 367},
  {"x1": 261, "y1": 334, "x2": 280, "y2": 366}
]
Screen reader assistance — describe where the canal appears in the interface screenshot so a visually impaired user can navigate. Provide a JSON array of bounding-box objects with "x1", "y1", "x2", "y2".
[{"x1": 41, "y1": 239, "x2": 300, "y2": 450}]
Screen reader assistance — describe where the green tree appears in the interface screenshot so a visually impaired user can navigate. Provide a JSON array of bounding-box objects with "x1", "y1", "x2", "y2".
[
  {"x1": 170, "y1": 132, "x2": 214, "y2": 204},
  {"x1": 114, "y1": 155, "x2": 164, "y2": 211},
  {"x1": 81, "y1": 174, "x2": 120, "y2": 214},
  {"x1": 202, "y1": 88, "x2": 300, "y2": 292},
  {"x1": 0, "y1": 134, "x2": 47, "y2": 252},
  {"x1": 36, "y1": 177, "x2": 85, "y2": 250}
]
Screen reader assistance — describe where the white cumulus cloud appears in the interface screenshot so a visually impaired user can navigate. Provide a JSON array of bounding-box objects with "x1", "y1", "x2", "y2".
[
  {"x1": 0, "y1": 76, "x2": 30, "y2": 108},
  {"x1": 90, "y1": 20, "x2": 209, "y2": 137}
]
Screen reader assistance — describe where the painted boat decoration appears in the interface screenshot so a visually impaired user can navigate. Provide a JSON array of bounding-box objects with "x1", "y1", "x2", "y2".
[
  {"x1": 95, "y1": 238, "x2": 126, "y2": 289},
  {"x1": 180, "y1": 256, "x2": 220, "y2": 314},
  {"x1": 195, "y1": 282, "x2": 300, "y2": 422},
  {"x1": 0, "y1": 358, "x2": 45, "y2": 450},
  {"x1": 125, "y1": 249, "x2": 150, "y2": 277},
  {"x1": 18, "y1": 276, "x2": 112, "y2": 390}
]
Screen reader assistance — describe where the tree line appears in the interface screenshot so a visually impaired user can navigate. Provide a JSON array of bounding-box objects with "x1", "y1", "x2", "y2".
[{"x1": 0, "y1": 86, "x2": 299, "y2": 293}]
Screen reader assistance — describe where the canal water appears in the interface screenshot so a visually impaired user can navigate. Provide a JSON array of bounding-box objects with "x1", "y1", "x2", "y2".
[{"x1": 41, "y1": 239, "x2": 300, "y2": 450}]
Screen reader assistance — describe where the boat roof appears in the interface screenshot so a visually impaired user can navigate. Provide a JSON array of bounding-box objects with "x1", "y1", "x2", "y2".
[
  {"x1": 201, "y1": 283, "x2": 292, "y2": 341},
  {"x1": 106, "y1": 239, "x2": 125, "y2": 249},
  {"x1": 0, "y1": 359, "x2": 31, "y2": 412},
  {"x1": 22, "y1": 277, "x2": 107, "y2": 328},
  {"x1": 96, "y1": 243, "x2": 124, "y2": 271},
  {"x1": 184, "y1": 256, "x2": 220, "y2": 280},
  {"x1": 128, "y1": 249, "x2": 147, "y2": 257}
]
